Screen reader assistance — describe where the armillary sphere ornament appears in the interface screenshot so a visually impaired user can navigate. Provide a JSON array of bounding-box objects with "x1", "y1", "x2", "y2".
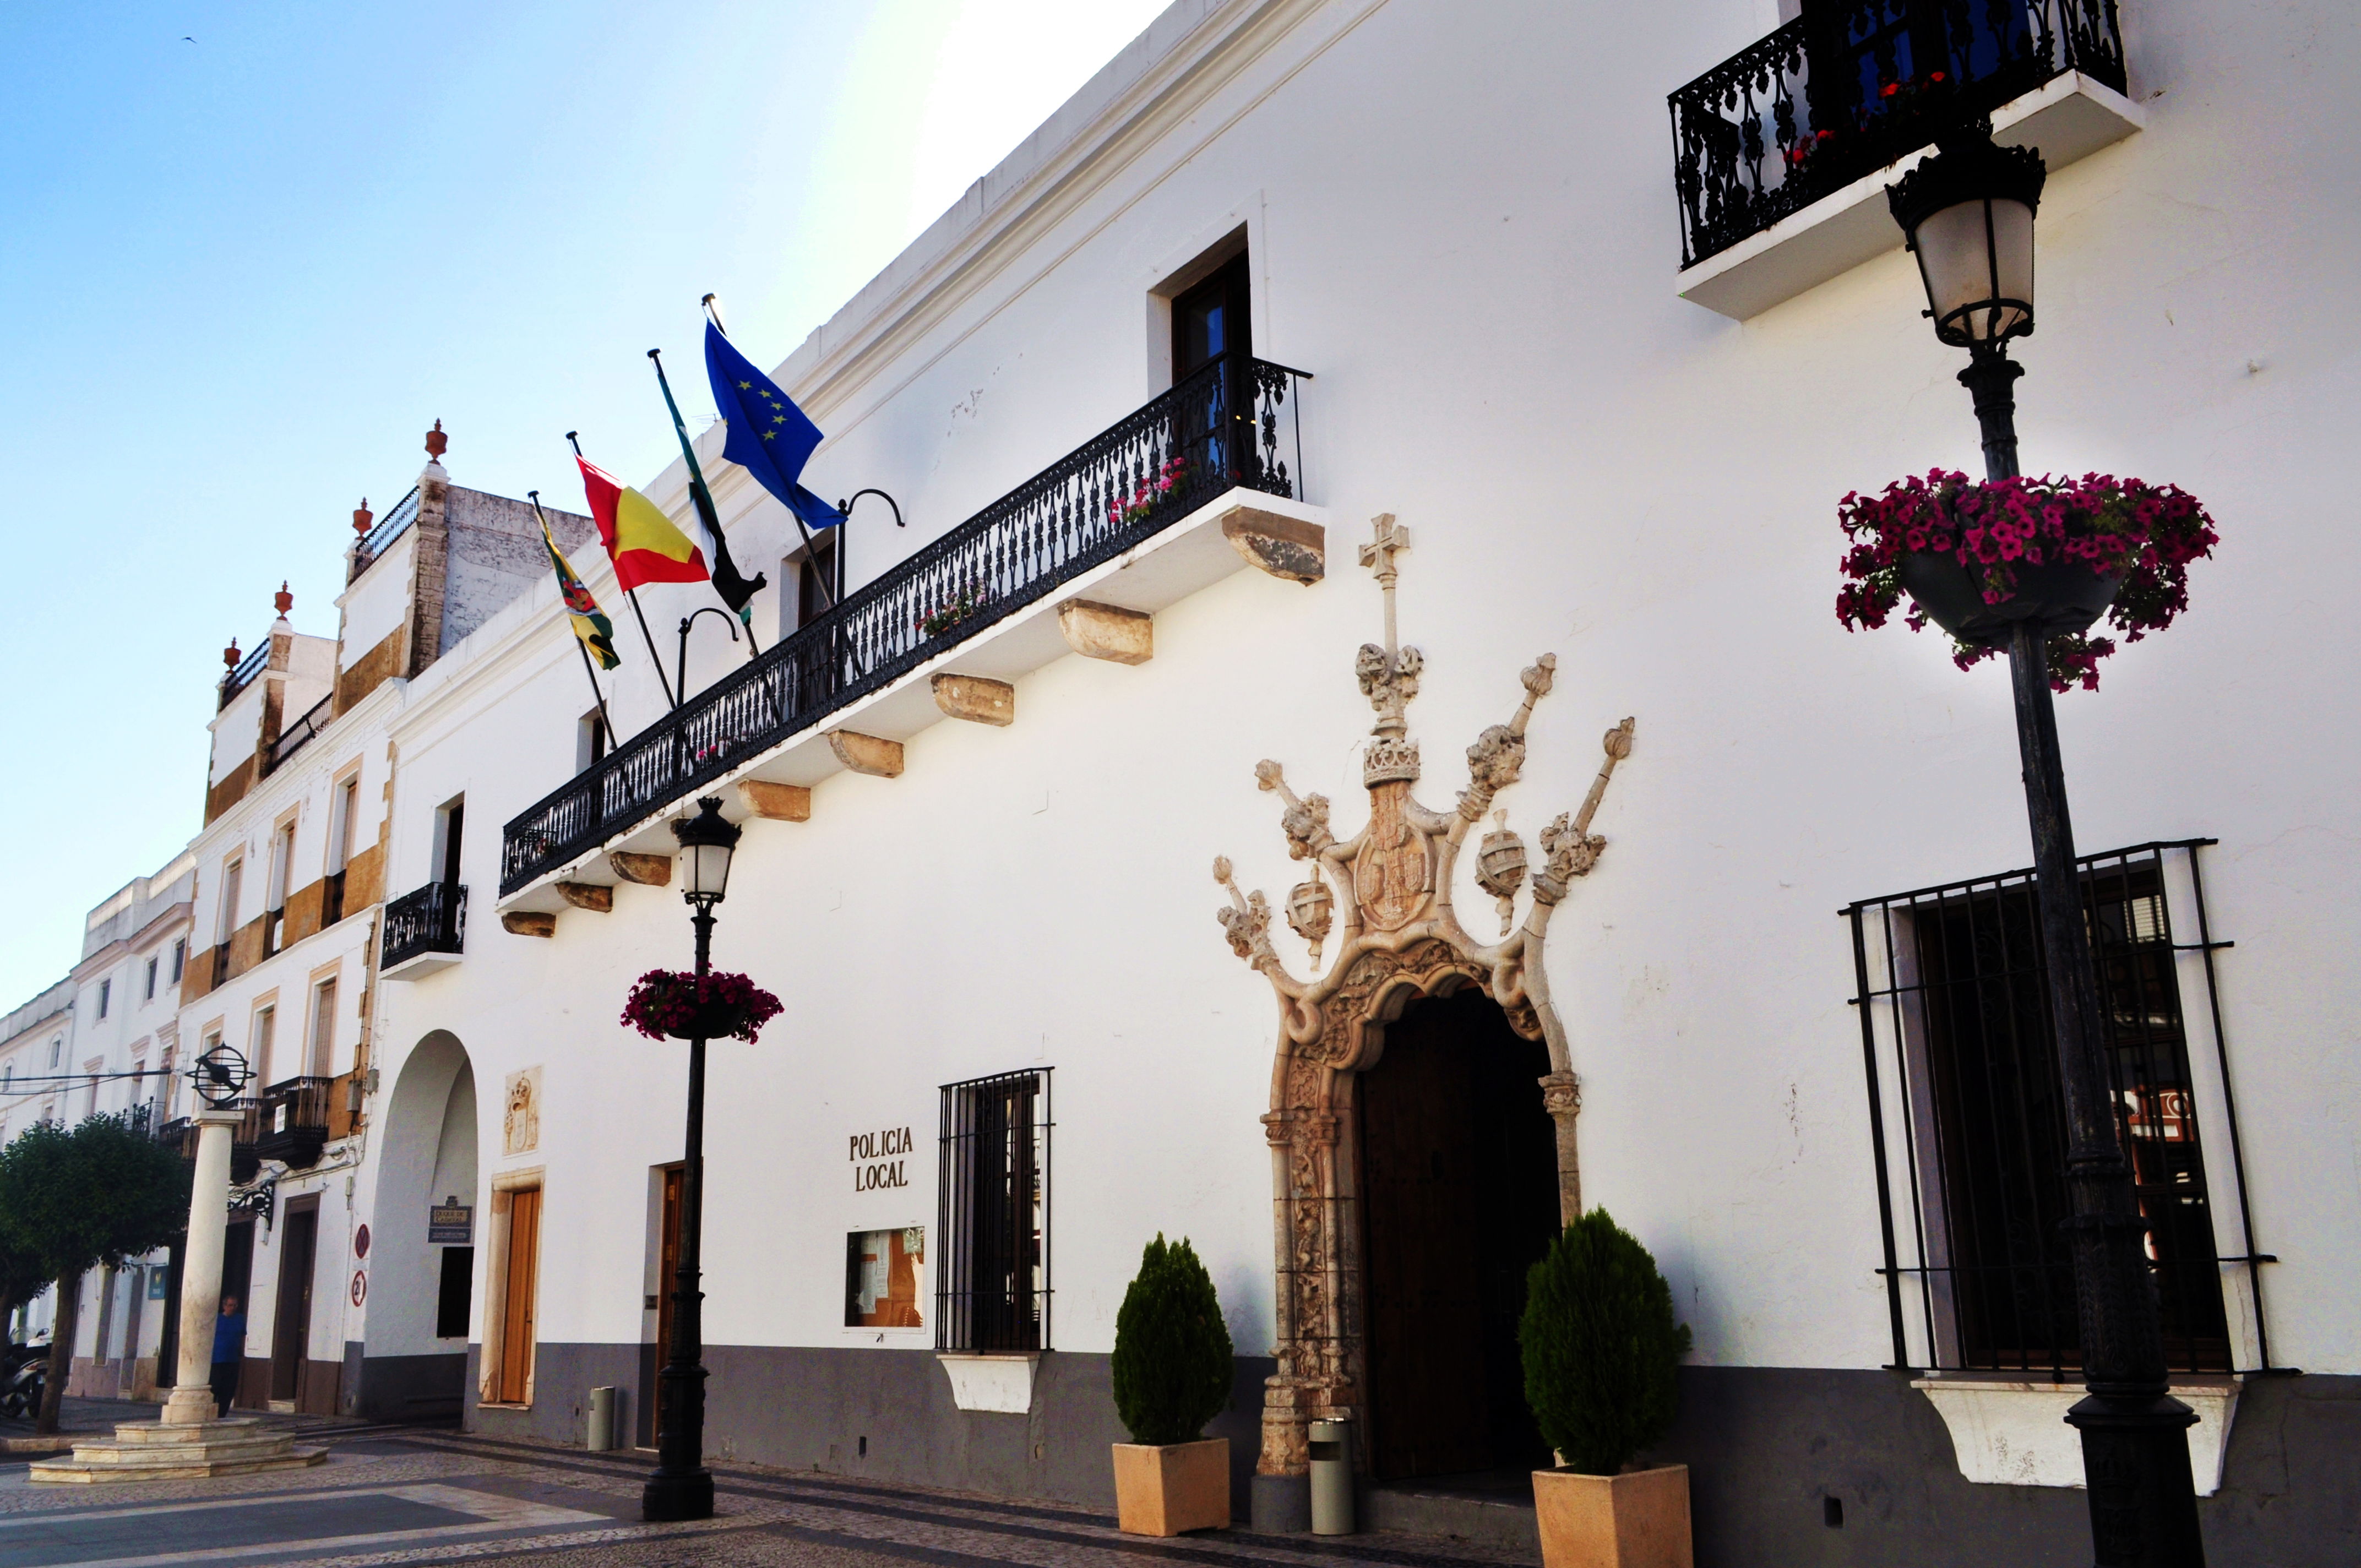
[{"x1": 192, "y1": 1043, "x2": 252, "y2": 1107}]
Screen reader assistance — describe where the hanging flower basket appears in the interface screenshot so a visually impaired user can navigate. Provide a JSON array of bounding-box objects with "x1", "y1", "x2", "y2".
[
  {"x1": 1836, "y1": 469, "x2": 2218, "y2": 691},
  {"x1": 620, "y1": 969, "x2": 782, "y2": 1043}
]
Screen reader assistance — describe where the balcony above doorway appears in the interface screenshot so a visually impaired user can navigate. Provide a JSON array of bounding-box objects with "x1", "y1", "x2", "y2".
[
  {"x1": 253, "y1": 1077, "x2": 335, "y2": 1169},
  {"x1": 499, "y1": 353, "x2": 1319, "y2": 911},
  {"x1": 382, "y1": 881, "x2": 466, "y2": 979},
  {"x1": 1669, "y1": 0, "x2": 2141, "y2": 319}
]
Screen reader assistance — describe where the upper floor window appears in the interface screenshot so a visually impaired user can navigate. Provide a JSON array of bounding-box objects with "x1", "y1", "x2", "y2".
[
  {"x1": 250, "y1": 1005, "x2": 277, "y2": 1090},
  {"x1": 97, "y1": 979, "x2": 110, "y2": 1019},
  {"x1": 1171, "y1": 251, "x2": 1250, "y2": 381},
  {"x1": 266, "y1": 820, "x2": 296, "y2": 913},
  {"x1": 578, "y1": 710, "x2": 610, "y2": 775},
  {"x1": 48, "y1": 1036, "x2": 62, "y2": 1069},
  {"x1": 144, "y1": 957, "x2": 158, "y2": 1001},
  {"x1": 307, "y1": 978, "x2": 338, "y2": 1079},
  {"x1": 433, "y1": 797, "x2": 466, "y2": 888},
  {"x1": 219, "y1": 858, "x2": 244, "y2": 943},
  {"x1": 328, "y1": 775, "x2": 360, "y2": 875},
  {"x1": 170, "y1": 938, "x2": 187, "y2": 984}
]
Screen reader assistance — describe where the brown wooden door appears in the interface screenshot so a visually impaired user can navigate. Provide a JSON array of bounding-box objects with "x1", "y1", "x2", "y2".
[
  {"x1": 1359, "y1": 990, "x2": 1560, "y2": 1481},
  {"x1": 648, "y1": 1166, "x2": 683, "y2": 1445},
  {"x1": 497, "y1": 1188, "x2": 541, "y2": 1404},
  {"x1": 269, "y1": 1207, "x2": 318, "y2": 1402}
]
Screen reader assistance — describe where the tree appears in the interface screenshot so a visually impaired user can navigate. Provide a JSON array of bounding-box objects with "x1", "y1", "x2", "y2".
[
  {"x1": 1519, "y1": 1208, "x2": 1692, "y2": 1476},
  {"x1": 1110, "y1": 1234, "x2": 1233, "y2": 1446},
  {"x1": 0, "y1": 1114, "x2": 191, "y2": 1433}
]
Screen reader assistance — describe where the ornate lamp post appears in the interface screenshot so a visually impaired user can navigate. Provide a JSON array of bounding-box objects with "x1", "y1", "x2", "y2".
[
  {"x1": 642, "y1": 797, "x2": 741, "y2": 1523},
  {"x1": 1888, "y1": 123, "x2": 2205, "y2": 1567}
]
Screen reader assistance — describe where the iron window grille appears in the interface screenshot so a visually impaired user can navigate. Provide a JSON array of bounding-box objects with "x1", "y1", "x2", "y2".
[
  {"x1": 935, "y1": 1068, "x2": 1053, "y2": 1353},
  {"x1": 1846, "y1": 839, "x2": 2282, "y2": 1378}
]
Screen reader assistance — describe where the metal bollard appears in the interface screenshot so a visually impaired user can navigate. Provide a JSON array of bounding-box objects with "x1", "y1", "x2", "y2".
[
  {"x1": 1308, "y1": 1416, "x2": 1354, "y2": 1536},
  {"x1": 586, "y1": 1386, "x2": 617, "y2": 1451}
]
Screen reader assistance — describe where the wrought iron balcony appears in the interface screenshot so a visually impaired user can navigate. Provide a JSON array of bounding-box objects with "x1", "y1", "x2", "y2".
[
  {"x1": 501, "y1": 352, "x2": 1309, "y2": 895},
  {"x1": 1669, "y1": 0, "x2": 2125, "y2": 269},
  {"x1": 382, "y1": 881, "x2": 467, "y2": 971},
  {"x1": 219, "y1": 641, "x2": 268, "y2": 711},
  {"x1": 254, "y1": 1076, "x2": 335, "y2": 1169},
  {"x1": 160, "y1": 1103, "x2": 263, "y2": 1183},
  {"x1": 271, "y1": 694, "x2": 332, "y2": 771},
  {"x1": 350, "y1": 486, "x2": 421, "y2": 582}
]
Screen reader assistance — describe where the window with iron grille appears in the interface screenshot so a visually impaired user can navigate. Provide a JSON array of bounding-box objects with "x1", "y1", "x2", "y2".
[
  {"x1": 934, "y1": 1068, "x2": 1051, "y2": 1352},
  {"x1": 1845, "y1": 840, "x2": 2280, "y2": 1378}
]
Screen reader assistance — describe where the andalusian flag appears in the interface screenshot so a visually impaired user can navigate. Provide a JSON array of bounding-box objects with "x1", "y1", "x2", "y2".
[
  {"x1": 576, "y1": 455, "x2": 709, "y2": 591},
  {"x1": 540, "y1": 516, "x2": 620, "y2": 670}
]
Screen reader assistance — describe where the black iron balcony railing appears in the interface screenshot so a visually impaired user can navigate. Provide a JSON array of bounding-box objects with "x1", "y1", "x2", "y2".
[
  {"x1": 271, "y1": 694, "x2": 332, "y2": 771},
  {"x1": 160, "y1": 1102, "x2": 263, "y2": 1182},
  {"x1": 350, "y1": 486, "x2": 421, "y2": 582},
  {"x1": 219, "y1": 641, "x2": 268, "y2": 711},
  {"x1": 501, "y1": 352, "x2": 1309, "y2": 895},
  {"x1": 1669, "y1": 0, "x2": 2126, "y2": 269},
  {"x1": 382, "y1": 881, "x2": 467, "y2": 968},
  {"x1": 255, "y1": 1076, "x2": 335, "y2": 1169}
]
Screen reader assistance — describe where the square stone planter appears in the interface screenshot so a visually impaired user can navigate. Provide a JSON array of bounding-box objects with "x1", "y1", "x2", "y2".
[
  {"x1": 1112, "y1": 1437, "x2": 1229, "y2": 1536},
  {"x1": 1532, "y1": 1464, "x2": 1691, "y2": 1568}
]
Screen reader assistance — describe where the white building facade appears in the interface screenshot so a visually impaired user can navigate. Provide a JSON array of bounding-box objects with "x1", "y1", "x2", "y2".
[{"x1": 329, "y1": 3, "x2": 2358, "y2": 1565}]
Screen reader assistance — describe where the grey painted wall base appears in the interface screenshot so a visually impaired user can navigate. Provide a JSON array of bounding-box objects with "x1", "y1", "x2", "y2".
[
  {"x1": 1361, "y1": 1482, "x2": 1538, "y2": 1551},
  {"x1": 1250, "y1": 1472, "x2": 1309, "y2": 1533},
  {"x1": 455, "y1": 1347, "x2": 2357, "y2": 1565},
  {"x1": 342, "y1": 1343, "x2": 466, "y2": 1422}
]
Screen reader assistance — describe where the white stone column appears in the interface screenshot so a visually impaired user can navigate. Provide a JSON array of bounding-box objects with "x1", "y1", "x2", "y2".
[{"x1": 160, "y1": 1108, "x2": 240, "y2": 1426}]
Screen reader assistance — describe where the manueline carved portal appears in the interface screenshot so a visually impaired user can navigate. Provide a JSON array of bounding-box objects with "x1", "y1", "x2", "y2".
[{"x1": 1212, "y1": 515, "x2": 1634, "y2": 1482}]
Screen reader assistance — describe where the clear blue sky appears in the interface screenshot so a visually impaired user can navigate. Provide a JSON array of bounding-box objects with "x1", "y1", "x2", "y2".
[{"x1": 0, "y1": 0, "x2": 1169, "y2": 1005}]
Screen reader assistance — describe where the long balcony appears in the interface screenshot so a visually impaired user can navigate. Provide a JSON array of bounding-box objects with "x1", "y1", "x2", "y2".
[
  {"x1": 382, "y1": 880, "x2": 467, "y2": 977},
  {"x1": 501, "y1": 352, "x2": 1310, "y2": 896},
  {"x1": 1669, "y1": 0, "x2": 2134, "y2": 315},
  {"x1": 254, "y1": 1077, "x2": 335, "y2": 1169}
]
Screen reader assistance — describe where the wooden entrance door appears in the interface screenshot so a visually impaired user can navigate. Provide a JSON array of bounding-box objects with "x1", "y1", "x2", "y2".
[
  {"x1": 1359, "y1": 989, "x2": 1560, "y2": 1480},
  {"x1": 496, "y1": 1187, "x2": 542, "y2": 1404},
  {"x1": 269, "y1": 1205, "x2": 318, "y2": 1403}
]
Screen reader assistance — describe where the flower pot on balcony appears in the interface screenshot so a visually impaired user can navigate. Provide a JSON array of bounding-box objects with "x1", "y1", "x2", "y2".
[
  {"x1": 1898, "y1": 551, "x2": 2124, "y2": 647},
  {"x1": 1112, "y1": 1438, "x2": 1228, "y2": 1536},
  {"x1": 1532, "y1": 1464, "x2": 1692, "y2": 1568}
]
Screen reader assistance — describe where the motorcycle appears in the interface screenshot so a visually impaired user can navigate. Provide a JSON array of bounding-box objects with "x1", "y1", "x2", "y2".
[{"x1": 1, "y1": 1341, "x2": 48, "y2": 1420}]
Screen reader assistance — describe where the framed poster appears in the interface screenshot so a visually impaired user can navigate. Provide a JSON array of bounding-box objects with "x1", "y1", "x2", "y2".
[{"x1": 844, "y1": 1227, "x2": 925, "y2": 1329}]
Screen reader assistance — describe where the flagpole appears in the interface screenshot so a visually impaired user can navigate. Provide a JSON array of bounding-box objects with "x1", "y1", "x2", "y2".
[
  {"x1": 569, "y1": 431, "x2": 680, "y2": 711},
  {"x1": 649, "y1": 347, "x2": 770, "y2": 653},
  {"x1": 529, "y1": 490, "x2": 619, "y2": 747},
  {"x1": 694, "y1": 303, "x2": 842, "y2": 615}
]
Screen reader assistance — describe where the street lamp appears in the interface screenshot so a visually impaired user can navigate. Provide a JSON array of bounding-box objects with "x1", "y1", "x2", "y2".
[
  {"x1": 643, "y1": 797, "x2": 741, "y2": 1523},
  {"x1": 1889, "y1": 123, "x2": 2206, "y2": 1568}
]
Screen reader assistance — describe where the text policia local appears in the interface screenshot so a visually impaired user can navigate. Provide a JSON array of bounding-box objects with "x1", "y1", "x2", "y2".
[{"x1": 851, "y1": 1126, "x2": 913, "y2": 1191}]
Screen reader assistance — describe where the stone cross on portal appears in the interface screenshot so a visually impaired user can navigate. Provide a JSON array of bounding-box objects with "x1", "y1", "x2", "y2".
[
  {"x1": 1354, "y1": 514, "x2": 1421, "y2": 739},
  {"x1": 1358, "y1": 513, "x2": 1411, "y2": 657}
]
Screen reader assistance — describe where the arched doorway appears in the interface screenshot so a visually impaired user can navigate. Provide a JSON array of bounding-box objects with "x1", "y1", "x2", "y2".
[
  {"x1": 1359, "y1": 987, "x2": 1559, "y2": 1480},
  {"x1": 355, "y1": 1031, "x2": 476, "y2": 1420}
]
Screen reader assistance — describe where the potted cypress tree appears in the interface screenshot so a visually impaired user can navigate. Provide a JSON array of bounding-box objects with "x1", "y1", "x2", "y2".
[
  {"x1": 1521, "y1": 1210, "x2": 1695, "y2": 1568},
  {"x1": 1109, "y1": 1235, "x2": 1233, "y2": 1536}
]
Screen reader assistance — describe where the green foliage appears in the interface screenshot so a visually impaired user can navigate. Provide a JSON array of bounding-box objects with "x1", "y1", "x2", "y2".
[
  {"x1": 1111, "y1": 1234, "x2": 1233, "y2": 1445},
  {"x1": 1519, "y1": 1208, "x2": 1692, "y2": 1475},
  {"x1": 0, "y1": 1113, "x2": 191, "y2": 1283}
]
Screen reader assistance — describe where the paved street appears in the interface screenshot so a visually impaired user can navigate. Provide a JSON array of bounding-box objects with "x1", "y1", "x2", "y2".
[{"x1": 0, "y1": 1405, "x2": 1535, "y2": 1568}]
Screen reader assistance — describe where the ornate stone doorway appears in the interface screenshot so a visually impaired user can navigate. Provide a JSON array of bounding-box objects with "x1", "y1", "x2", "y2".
[
  {"x1": 1360, "y1": 987, "x2": 1558, "y2": 1481},
  {"x1": 1211, "y1": 516, "x2": 1635, "y2": 1517}
]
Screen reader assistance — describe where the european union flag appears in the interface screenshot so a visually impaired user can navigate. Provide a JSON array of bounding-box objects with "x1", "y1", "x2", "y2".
[{"x1": 705, "y1": 322, "x2": 844, "y2": 533}]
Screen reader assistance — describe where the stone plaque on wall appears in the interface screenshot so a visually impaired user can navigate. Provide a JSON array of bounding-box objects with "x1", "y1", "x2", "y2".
[{"x1": 503, "y1": 1066, "x2": 542, "y2": 1156}]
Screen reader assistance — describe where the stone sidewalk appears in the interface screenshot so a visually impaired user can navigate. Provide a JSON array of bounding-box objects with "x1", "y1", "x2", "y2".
[{"x1": 0, "y1": 1413, "x2": 1542, "y2": 1568}]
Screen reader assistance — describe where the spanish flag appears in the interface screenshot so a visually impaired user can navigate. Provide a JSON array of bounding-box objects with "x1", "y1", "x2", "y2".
[
  {"x1": 576, "y1": 456, "x2": 709, "y2": 592},
  {"x1": 538, "y1": 516, "x2": 620, "y2": 671}
]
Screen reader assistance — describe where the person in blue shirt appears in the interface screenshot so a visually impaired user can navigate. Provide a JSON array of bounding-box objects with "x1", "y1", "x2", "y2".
[{"x1": 208, "y1": 1296, "x2": 246, "y2": 1418}]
